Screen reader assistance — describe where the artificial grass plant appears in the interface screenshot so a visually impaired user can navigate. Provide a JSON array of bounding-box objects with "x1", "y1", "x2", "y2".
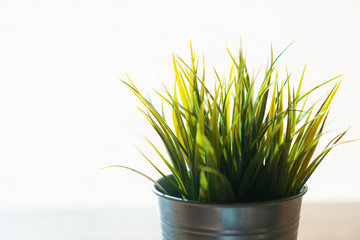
[{"x1": 110, "y1": 43, "x2": 350, "y2": 203}]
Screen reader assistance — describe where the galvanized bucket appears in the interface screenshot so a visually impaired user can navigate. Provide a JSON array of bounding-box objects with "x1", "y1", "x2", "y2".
[{"x1": 153, "y1": 175, "x2": 307, "y2": 240}]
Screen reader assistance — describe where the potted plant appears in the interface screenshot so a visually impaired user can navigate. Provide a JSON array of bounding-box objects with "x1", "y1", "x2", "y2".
[{"x1": 107, "y1": 43, "x2": 351, "y2": 239}]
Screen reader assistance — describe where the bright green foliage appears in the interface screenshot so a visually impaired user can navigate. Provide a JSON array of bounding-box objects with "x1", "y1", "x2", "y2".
[{"x1": 120, "y1": 44, "x2": 348, "y2": 203}]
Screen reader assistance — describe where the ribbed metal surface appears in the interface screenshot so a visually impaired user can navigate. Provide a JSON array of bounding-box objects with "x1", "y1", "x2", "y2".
[{"x1": 153, "y1": 176, "x2": 307, "y2": 240}]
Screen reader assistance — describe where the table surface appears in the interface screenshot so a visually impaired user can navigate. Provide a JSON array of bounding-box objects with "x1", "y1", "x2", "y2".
[{"x1": 0, "y1": 203, "x2": 359, "y2": 240}]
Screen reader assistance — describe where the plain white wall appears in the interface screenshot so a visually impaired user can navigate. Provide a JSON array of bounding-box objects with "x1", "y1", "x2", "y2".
[{"x1": 0, "y1": 0, "x2": 359, "y2": 209}]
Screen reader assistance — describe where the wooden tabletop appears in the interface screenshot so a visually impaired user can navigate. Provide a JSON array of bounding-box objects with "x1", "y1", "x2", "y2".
[
  {"x1": 299, "y1": 203, "x2": 360, "y2": 240},
  {"x1": 0, "y1": 203, "x2": 359, "y2": 240}
]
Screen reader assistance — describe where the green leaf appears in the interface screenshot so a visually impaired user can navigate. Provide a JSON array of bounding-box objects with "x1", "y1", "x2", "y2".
[{"x1": 115, "y1": 43, "x2": 354, "y2": 203}]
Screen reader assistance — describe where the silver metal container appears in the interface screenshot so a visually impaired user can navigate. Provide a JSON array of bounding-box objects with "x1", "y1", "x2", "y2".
[{"x1": 153, "y1": 175, "x2": 307, "y2": 240}]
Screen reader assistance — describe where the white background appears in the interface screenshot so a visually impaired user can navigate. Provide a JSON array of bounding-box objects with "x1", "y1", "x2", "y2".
[{"x1": 0, "y1": 0, "x2": 359, "y2": 209}]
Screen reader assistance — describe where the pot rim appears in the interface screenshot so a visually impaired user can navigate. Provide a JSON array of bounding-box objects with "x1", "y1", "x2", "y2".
[{"x1": 152, "y1": 175, "x2": 307, "y2": 207}]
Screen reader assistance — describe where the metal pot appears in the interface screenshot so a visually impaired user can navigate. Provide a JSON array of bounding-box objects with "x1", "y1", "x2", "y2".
[{"x1": 153, "y1": 175, "x2": 307, "y2": 240}]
